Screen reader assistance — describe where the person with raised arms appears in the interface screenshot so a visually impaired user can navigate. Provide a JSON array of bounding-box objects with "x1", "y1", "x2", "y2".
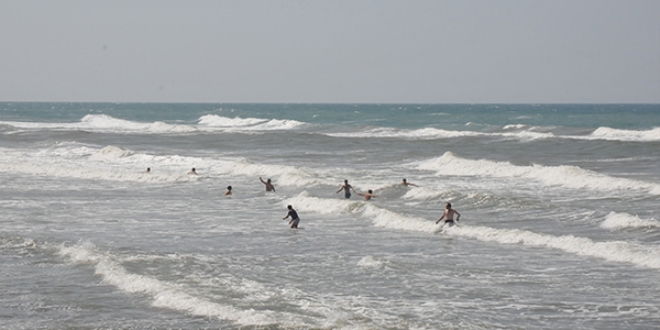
[{"x1": 259, "y1": 177, "x2": 275, "y2": 192}]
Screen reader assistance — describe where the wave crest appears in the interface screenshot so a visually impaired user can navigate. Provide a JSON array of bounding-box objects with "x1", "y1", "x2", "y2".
[
  {"x1": 600, "y1": 212, "x2": 660, "y2": 230},
  {"x1": 415, "y1": 152, "x2": 660, "y2": 195}
]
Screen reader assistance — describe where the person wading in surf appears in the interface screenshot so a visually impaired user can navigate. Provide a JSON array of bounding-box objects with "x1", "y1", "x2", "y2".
[
  {"x1": 357, "y1": 189, "x2": 378, "y2": 201},
  {"x1": 336, "y1": 179, "x2": 356, "y2": 199},
  {"x1": 283, "y1": 205, "x2": 300, "y2": 229},
  {"x1": 260, "y1": 177, "x2": 275, "y2": 192},
  {"x1": 436, "y1": 203, "x2": 460, "y2": 225}
]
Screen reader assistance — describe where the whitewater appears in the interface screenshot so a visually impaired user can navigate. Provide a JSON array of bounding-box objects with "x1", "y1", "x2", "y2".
[{"x1": 1, "y1": 103, "x2": 659, "y2": 329}]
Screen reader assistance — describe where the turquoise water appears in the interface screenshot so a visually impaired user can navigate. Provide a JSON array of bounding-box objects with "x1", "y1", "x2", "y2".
[{"x1": 3, "y1": 102, "x2": 659, "y2": 129}]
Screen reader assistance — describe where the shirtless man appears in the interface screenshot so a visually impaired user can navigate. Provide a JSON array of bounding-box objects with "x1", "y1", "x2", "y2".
[
  {"x1": 260, "y1": 177, "x2": 275, "y2": 192},
  {"x1": 436, "y1": 203, "x2": 461, "y2": 225},
  {"x1": 283, "y1": 205, "x2": 300, "y2": 229},
  {"x1": 188, "y1": 168, "x2": 198, "y2": 175},
  {"x1": 336, "y1": 179, "x2": 356, "y2": 199},
  {"x1": 401, "y1": 178, "x2": 418, "y2": 187},
  {"x1": 358, "y1": 189, "x2": 378, "y2": 201},
  {"x1": 224, "y1": 186, "x2": 232, "y2": 196}
]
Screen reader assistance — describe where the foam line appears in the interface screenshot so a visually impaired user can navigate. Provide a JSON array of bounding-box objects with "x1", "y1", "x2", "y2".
[
  {"x1": 444, "y1": 225, "x2": 660, "y2": 269},
  {"x1": 56, "y1": 241, "x2": 293, "y2": 327},
  {"x1": 285, "y1": 192, "x2": 660, "y2": 269},
  {"x1": 600, "y1": 212, "x2": 660, "y2": 230},
  {"x1": 415, "y1": 152, "x2": 660, "y2": 195}
]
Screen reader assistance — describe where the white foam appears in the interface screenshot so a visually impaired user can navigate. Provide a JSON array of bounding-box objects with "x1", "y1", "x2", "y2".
[
  {"x1": 443, "y1": 225, "x2": 660, "y2": 269},
  {"x1": 0, "y1": 115, "x2": 197, "y2": 134},
  {"x1": 326, "y1": 127, "x2": 480, "y2": 139},
  {"x1": 600, "y1": 212, "x2": 660, "y2": 230},
  {"x1": 357, "y1": 256, "x2": 386, "y2": 268},
  {"x1": 198, "y1": 114, "x2": 266, "y2": 127},
  {"x1": 283, "y1": 191, "x2": 362, "y2": 215},
  {"x1": 363, "y1": 203, "x2": 440, "y2": 233},
  {"x1": 198, "y1": 114, "x2": 306, "y2": 131},
  {"x1": 0, "y1": 144, "x2": 326, "y2": 185},
  {"x1": 0, "y1": 145, "x2": 198, "y2": 183},
  {"x1": 401, "y1": 186, "x2": 446, "y2": 200},
  {"x1": 56, "y1": 241, "x2": 291, "y2": 326},
  {"x1": 589, "y1": 127, "x2": 660, "y2": 142},
  {"x1": 325, "y1": 126, "x2": 554, "y2": 141},
  {"x1": 415, "y1": 152, "x2": 660, "y2": 195}
]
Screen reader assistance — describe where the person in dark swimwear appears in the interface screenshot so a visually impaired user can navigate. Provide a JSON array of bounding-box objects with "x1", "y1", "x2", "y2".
[
  {"x1": 336, "y1": 179, "x2": 356, "y2": 199},
  {"x1": 436, "y1": 203, "x2": 461, "y2": 225},
  {"x1": 260, "y1": 177, "x2": 275, "y2": 192},
  {"x1": 283, "y1": 205, "x2": 300, "y2": 229}
]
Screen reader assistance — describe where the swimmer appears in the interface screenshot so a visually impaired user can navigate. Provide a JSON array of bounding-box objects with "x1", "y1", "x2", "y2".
[
  {"x1": 358, "y1": 189, "x2": 378, "y2": 201},
  {"x1": 260, "y1": 177, "x2": 275, "y2": 192},
  {"x1": 283, "y1": 205, "x2": 300, "y2": 229},
  {"x1": 188, "y1": 168, "x2": 198, "y2": 175},
  {"x1": 436, "y1": 203, "x2": 461, "y2": 225},
  {"x1": 336, "y1": 179, "x2": 356, "y2": 199},
  {"x1": 145, "y1": 167, "x2": 151, "y2": 174},
  {"x1": 225, "y1": 186, "x2": 232, "y2": 196},
  {"x1": 401, "y1": 178, "x2": 418, "y2": 187}
]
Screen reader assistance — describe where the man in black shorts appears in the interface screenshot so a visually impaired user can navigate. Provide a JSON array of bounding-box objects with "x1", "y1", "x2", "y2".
[{"x1": 436, "y1": 203, "x2": 461, "y2": 225}]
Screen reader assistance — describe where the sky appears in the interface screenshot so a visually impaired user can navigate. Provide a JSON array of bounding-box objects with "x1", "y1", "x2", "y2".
[{"x1": 1, "y1": 0, "x2": 659, "y2": 103}]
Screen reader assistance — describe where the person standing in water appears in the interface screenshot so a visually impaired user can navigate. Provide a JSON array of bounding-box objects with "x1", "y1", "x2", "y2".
[
  {"x1": 224, "y1": 186, "x2": 232, "y2": 196},
  {"x1": 358, "y1": 189, "x2": 378, "y2": 201},
  {"x1": 436, "y1": 203, "x2": 461, "y2": 225},
  {"x1": 283, "y1": 205, "x2": 300, "y2": 229},
  {"x1": 188, "y1": 168, "x2": 198, "y2": 175},
  {"x1": 336, "y1": 179, "x2": 356, "y2": 199},
  {"x1": 260, "y1": 177, "x2": 275, "y2": 192}
]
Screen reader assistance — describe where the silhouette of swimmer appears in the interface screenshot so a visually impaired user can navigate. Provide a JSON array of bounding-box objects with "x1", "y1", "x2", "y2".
[
  {"x1": 336, "y1": 179, "x2": 356, "y2": 199},
  {"x1": 358, "y1": 189, "x2": 378, "y2": 201},
  {"x1": 283, "y1": 205, "x2": 300, "y2": 229},
  {"x1": 260, "y1": 177, "x2": 275, "y2": 192},
  {"x1": 401, "y1": 178, "x2": 418, "y2": 187}
]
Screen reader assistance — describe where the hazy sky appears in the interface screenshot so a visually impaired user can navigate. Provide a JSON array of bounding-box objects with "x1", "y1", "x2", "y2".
[{"x1": 1, "y1": 0, "x2": 658, "y2": 103}]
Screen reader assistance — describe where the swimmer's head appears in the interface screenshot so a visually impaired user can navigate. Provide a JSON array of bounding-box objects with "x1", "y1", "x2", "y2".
[{"x1": 227, "y1": 186, "x2": 232, "y2": 190}]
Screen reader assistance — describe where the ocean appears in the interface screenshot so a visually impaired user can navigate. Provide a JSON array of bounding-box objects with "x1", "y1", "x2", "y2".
[{"x1": 1, "y1": 102, "x2": 659, "y2": 329}]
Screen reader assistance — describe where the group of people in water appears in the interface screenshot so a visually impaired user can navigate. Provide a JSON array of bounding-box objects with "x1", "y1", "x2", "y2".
[{"x1": 147, "y1": 167, "x2": 460, "y2": 229}]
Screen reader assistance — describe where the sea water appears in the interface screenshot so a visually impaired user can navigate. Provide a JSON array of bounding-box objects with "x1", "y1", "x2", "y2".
[{"x1": 1, "y1": 103, "x2": 659, "y2": 329}]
